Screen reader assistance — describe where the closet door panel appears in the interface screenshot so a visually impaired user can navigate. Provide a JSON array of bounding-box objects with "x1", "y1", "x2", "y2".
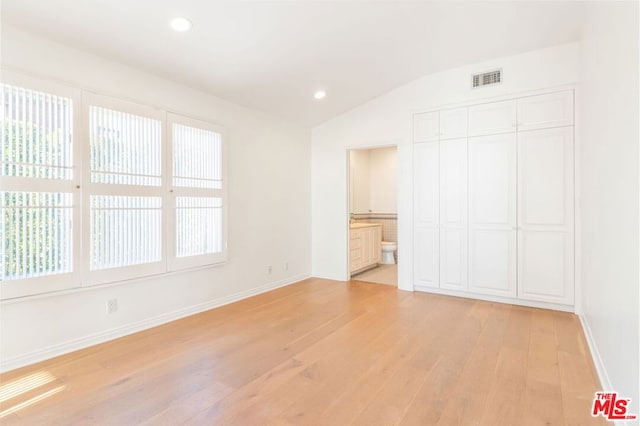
[
  {"x1": 520, "y1": 129, "x2": 568, "y2": 224},
  {"x1": 440, "y1": 107, "x2": 468, "y2": 140},
  {"x1": 415, "y1": 227, "x2": 438, "y2": 287},
  {"x1": 413, "y1": 111, "x2": 439, "y2": 142},
  {"x1": 441, "y1": 228, "x2": 467, "y2": 290},
  {"x1": 439, "y1": 138, "x2": 468, "y2": 290},
  {"x1": 520, "y1": 232, "x2": 569, "y2": 300},
  {"x1": 414, "y1": 142, "x2": 439, "y2": 223},
  {"x1": 517, "y1": 91, "x2": 573, "y2": 131},
  {"x1": 468, "y1": 100, "x2": 516, "y2": 136},
  {"x1": 468, "y1": 133, "x2": 516, "y2": 297},
  {"x1": 470, "y1": 136, "x2": 512, "y2": 224},
  {"x1": 518, "y1": 127, "x2": 574, "y2": 304},
  {"x1": 414, "y1": 142, "x2": 439, "y2": 287},
  {"x1": 469, "y1": 229, "x2": 515, "y2": 294}
]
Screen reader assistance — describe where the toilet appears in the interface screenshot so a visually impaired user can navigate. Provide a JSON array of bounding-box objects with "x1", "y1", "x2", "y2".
[{"x1": 381, "y1": 241, "x2": 397, "y2": 264}]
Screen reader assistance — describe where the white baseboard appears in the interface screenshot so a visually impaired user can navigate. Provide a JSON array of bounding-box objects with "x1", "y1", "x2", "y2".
[
  {"x1": 578, "y1": 315, "x2": 630, "y2": 426},
  {"x1": 579, "y1": 314, "x2": 612, "y2": 390},
  {"x1": 311, "y1": 272, "x2": 347, "y2": 282},
  {"x1": 0, "y1": 273, "x2": 309, "y2": 373},
  {"x1": 414, "y1": 285, "x2": 575, "y2": 312}
]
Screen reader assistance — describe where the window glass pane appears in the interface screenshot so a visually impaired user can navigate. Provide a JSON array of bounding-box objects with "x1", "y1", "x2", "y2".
[
  {"x1": 89, "y1": 106, "x2": 162, "y2": 186},
  {"x1": 173, "y1": 123, "x2": 221, "y2": 188},
  {"x1": 90, "y1": 196, "x2": 161, "y2": 270},
  {"x1": 1, "y1": 84, "x2": 73, "y2": 179},
  {"x1": 1, "y1": 191, "x2": 73, "y2": 281},
  {"x1": 176, "y1": 197, "x2": 222, "y2": 257}
]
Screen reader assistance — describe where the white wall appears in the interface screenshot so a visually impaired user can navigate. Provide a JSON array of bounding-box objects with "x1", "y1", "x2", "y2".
[
  {"x1": 0, "y1": 27, "x2": 311, "y2": 371},
  {"x1": 580, "y1": 1, "x2": 639, "y2": 414},
  {"x1": 369, "y1": 147, "x2": 397, "y2": 213},
  {"x1": 311, "y1": 42, "x2": 581, "y2": 287},
  {"x1": 349, "y1": 149, "x2": 371, "y2": 214},
  {"x1": 349, "y1": 146, "x2": 397, "y2": 214}
]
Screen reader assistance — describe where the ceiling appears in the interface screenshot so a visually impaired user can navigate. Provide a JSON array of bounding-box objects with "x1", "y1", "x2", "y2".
[{"x1": 1, "y1": 1, "x2": 585, "y2": 126}]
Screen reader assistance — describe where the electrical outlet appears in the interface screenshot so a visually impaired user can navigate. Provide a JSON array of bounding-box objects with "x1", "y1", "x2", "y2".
[
  {"x1": 106, "y1": 298, "x2": 118, "y2": 314},
  {"x1": 284, "y1": 262, "x2": 289, "y2": 271},
  {"x1": 267, "y1": 265, "x2": 272, "y2": 275}
]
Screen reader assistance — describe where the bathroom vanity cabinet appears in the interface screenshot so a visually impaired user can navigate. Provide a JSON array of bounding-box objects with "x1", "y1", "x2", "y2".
[{"x1": 349, "y1": 223, "x2": 382, "y2": 274}]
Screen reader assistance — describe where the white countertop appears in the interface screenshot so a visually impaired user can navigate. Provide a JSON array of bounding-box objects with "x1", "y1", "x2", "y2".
[{"x1": 350, "y1": 222, "x2": 381, "y2": 229}]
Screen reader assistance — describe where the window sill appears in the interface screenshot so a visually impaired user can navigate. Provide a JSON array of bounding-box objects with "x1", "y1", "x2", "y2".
[{"x1": 0, "y1": 259, "x2": 229, "y2": 305}]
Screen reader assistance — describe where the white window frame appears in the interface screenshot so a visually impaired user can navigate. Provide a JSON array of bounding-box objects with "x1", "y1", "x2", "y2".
[
  {"x1": 1, "y1": 72, "x2": 229, "y2": 300},
  {"x1": 82, "y1": 93, "x2": 167, "y2": 286},
  {"x1": 166, "y1": 113, "x2": 228, "y2": 270},
  {"x1": 0, "y1": 71, "x2": 82, "y2": 299}
]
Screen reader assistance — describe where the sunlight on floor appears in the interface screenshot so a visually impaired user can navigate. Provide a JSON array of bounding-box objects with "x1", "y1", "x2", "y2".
[
  {"x1": 0, "y1": 371, "x2": 65, "y2": 418},
  {"x1": 0, "y1": 372, "x2": 55, "y2": 403}
]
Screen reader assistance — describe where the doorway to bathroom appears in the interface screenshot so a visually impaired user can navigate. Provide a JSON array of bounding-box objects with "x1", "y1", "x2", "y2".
[{"x1": 348, "y1": 145, "x2": 398, "y2": 287}]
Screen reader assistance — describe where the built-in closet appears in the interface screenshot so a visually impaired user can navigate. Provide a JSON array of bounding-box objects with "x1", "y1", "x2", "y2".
[{"x1": 413, "y1": 90, "x2": 575, "y2": 310}]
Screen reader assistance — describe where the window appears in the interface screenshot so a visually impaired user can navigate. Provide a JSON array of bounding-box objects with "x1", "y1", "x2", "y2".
[
  {"x1": 0, "y1": 74, "x2": 81, "y2": 299},
  {"x1": 168, "y1": 114, "x2": 227, "y2": 270},
  {"x1": 2, "y1": 192, "x2": 73, "y2": 278},
  {"x1": 84, "y1": 95, "x2": 165, "y2": 285},
  {"x1": 89, "y1": 105, "x2": 162, "y2": 186},
  {"x1": 1, "y1": 75, "x2": 226, "y2": 300},
  {"x1": 89, "y1": 195, "x2": 162, "y2": 270}
]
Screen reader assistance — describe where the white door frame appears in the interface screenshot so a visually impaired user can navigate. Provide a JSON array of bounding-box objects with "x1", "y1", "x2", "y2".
[{"x1": 346, "y1": 143, "x2": 401, "y2": 287}]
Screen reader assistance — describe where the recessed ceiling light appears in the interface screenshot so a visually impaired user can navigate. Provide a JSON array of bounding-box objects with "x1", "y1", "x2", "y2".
[
  {"x1": 170, "y1": 17, "x2": 192, "y2": 32},
  {"x1": 313, "y1": 90, "x2": 326, "y2": 100}
]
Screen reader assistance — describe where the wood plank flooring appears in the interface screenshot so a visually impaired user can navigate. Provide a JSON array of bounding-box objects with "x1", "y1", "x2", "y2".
[{"x1": 0, "y1": 278, "x2": 605, "y2": 425}]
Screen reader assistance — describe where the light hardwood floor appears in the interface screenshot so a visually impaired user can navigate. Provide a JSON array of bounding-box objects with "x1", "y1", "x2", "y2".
[{"x1": 0, "y1": 278, "x2": 605, "y2": 425}]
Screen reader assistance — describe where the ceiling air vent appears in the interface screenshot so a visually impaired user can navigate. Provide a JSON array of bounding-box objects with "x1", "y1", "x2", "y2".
[{"x1": 472, "y1": 69, "x2": 502, "y2": 88}]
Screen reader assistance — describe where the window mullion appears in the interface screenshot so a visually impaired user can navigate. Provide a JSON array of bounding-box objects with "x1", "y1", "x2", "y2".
[{"x1": 0, "y1": 176, "x2": 76, "y2": 192}]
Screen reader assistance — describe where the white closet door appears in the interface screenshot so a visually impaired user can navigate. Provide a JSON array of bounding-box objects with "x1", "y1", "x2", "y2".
[
  {"x1": 468, "y1": 100, "x2": 516, "y2": 137},
  {"x1": 414, "y1": 111, "x2": 439, "y2": 142},
  {"x1": 468, "y1": 133, "x2": 517, "y2": 297},
  {"x1": 439, "y1": 138, "x2": 468, "y2": 291},
  {"x1": 517, "y1": 127, "x2": 574, "y2": 304},
  {"x1": 517, "y1": 91, "x2": 573, "y2": 132},
  {"x1": 414, "y1": 142, "x2": 439, "y2": 288},
  {"x1": 440, "y1": 107, "x2": 468, "y2": 140}
]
